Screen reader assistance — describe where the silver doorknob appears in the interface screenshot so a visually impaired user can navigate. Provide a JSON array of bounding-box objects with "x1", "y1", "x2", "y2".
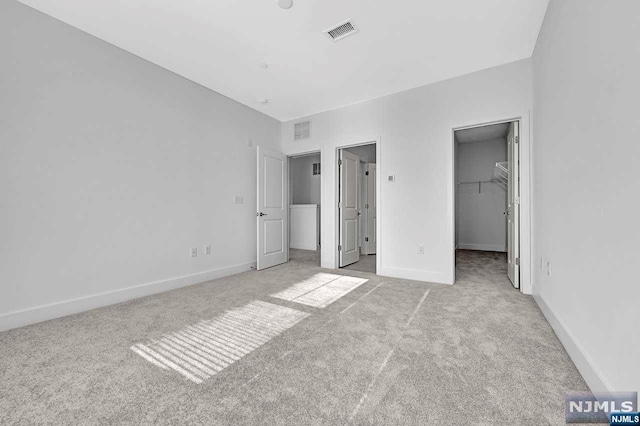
[{"x1": 257, "y1": 212, "x2": 267, "y2": 217}]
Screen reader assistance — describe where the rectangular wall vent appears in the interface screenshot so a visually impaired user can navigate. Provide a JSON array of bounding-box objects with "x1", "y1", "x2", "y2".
[
  {"x1": 294, "y1": 121, "x2": 311, "y2": 141},
  {"x1": 324, "y1": 20, "x2": 358, "y2": 42}
]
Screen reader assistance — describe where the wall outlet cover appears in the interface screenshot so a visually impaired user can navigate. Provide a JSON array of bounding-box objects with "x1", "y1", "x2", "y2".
[{"x1": 190, "y1": 247, "x2": 198, "y2": 258}]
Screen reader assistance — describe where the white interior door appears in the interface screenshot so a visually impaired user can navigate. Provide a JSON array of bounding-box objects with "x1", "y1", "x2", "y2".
[
  {"x1": 339, "y1": 150, "x2": 360, "y2": 267},
  {"x1": 257, "y1": 147, "x2": 288, "y2": 270},
  {"x1": 365, "y1": 163, "x2": 377, "y2": 255},
  {"x1": 507, "y1": 122, "x2": 520, "y2": 288}
]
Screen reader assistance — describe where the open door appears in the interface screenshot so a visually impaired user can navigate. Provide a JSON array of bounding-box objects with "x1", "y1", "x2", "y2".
[
  {"x1": 363, "y1": 163, "x2": 377, "y2": 255},
  {"x1": 507, "y1": 122, "x2": 520, "y2": 288},
  {"x1": 257, "y1": 146, "x2": 288, "y2": 270},
  {"x1": 339, "y1": 150, "x2": 360, "y2": 267}
]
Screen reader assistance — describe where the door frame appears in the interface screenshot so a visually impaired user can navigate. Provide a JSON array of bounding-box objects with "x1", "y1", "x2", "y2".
[
  {"x1": 335, "y1": 140, "x2": 381, "y2": 273},
  {"x1": 451, "y1": 116, "x2": 532, "y2": 294},
  {"x1": 287, "y1": 150, "x2": 322, "y2": 258},
  {"x1": 361, "y1": 162, "x2": 377, "y2": 256}
]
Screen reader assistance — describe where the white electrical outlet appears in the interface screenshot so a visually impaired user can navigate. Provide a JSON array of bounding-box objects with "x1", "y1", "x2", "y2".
[
  {"x1": 205, "y1": 245, "x2": 212, "y2": 255},
  {"x1": 234, "y1": 196, "x2": 244, "y2": 205},
  {"x1": 418, "y1": 245, "x2": 424, "y2": 254},
  {"x1": 388, "y1": 175, "x2": 395, "y2": 182},
  {"x1": 546, "y1": 261, "x2": 551, "y2": 276},
  {"x1": 190, "y1": 247, "x2": 198, "y2": 258}
]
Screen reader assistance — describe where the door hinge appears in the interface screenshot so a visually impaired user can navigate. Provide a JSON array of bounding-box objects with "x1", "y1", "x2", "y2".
[
  {"x1": 365, "y1": 237, "x2": 369, "y2": 242},
  {"x1": 338, "y1": 201, "x2": 342, "y2": 208},
  {"x1": 365, "y1": 203, "x2": 369, "y2": 209},
  {"x1": 338, "y1": 245, "x2": 342, "y2": 251},
  {"x1": 365, "y1": 171, "x2": 369, "y2": 176},
  {"x1": 338, "y1": 159, "x2": 343, "y2": 166},
  {"x1": 515, "y1": 258, "x2": 520, "y2": 266},
  {"x1": 515, "y1": 136, "x2": 519, "y2": 144},
  {"x1": 515, "y1": 196, "x2": 520, "y2": 204}
]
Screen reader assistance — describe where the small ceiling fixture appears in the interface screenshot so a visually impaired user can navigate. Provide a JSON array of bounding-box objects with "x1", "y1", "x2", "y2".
[
  {"x1": 257, "y1": 97, "x2": 269, "y2": 104},
  {"x1": 277, "y1": 0, "x2": 293, "y2": 9},
  {"x1": 260, "y1": 62, "x2": 269, "y2": 69}
]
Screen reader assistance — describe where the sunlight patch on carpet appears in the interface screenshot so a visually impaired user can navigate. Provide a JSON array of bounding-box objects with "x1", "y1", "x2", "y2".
[
  {"x1": 271, "y1": 273, "x2": 368, "y2": 308},
  {"x1": 130, "y1": 301, "x2": 309, "y2": 383}
]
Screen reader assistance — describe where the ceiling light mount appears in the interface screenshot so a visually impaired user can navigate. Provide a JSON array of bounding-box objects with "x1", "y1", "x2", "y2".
[
  {"x1": 257, "y1": 97, "x2": 269, "y2": 104},
  {"x1": 277, "y1": 0, "x2": 293, "y2": 10}
]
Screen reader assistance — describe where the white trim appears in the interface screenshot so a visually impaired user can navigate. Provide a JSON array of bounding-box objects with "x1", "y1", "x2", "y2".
[
  {"x1": 378, "y1": 266, "x2": 450, "y2": 284},
  {"x1": 290, "y1": 243, "x2": 319, "y2": 251},
  {"x1": 457, "y1": 243, "x2": 506, "y2": 252},
  {"x1": 534, "y1": 294, "x2": 611, "y2": 393},
  {"x1": 0, "y1": 262, "x2": 256, "y2": 332}
]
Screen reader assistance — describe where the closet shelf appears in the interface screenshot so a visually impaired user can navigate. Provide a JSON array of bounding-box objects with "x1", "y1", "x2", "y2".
[
  {"x1": 457, "y1": 162, "x2": 508, "y2": 193},
  {"x1": 492, "y1": 162, "x2": 508, "y2": 188}
]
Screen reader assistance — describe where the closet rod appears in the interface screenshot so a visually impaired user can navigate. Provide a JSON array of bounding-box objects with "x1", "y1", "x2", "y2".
[{"x1": 457, "y1": 180, "x2": 495, "y2": 184}]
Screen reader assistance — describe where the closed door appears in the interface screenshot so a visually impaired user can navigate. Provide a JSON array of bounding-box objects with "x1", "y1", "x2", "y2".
[
  {"x1": 339, "y1": 150, "x2": 360, "y2": 267},
  {"x1": 257, "y1": 147, "x2": 288, "y2": 270},
  {"x1": 507, "y1": 122, "x2": 520, "y2": 288}
]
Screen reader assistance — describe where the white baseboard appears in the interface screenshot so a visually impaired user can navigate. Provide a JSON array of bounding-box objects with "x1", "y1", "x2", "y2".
[
  {"x1": 534, "y1": 294, "x2": 610, "y2": 393},
  {"x1": 0, "y1": 261, "x2": 256, "y2": 332},
  {"x1": 290, "y1": 243, "x2": 318, "y2": 251},
  {"x1": 457, "y1": 243, "x2": 506, "y2": 252},
  {"x1": 377, "y1": 266, "x2": 453, "y2": 285}
]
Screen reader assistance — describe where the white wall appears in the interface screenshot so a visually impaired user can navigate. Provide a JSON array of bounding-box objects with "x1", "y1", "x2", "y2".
[
  {"x1": 0, "y1": 1, "x2": 281, "y2": 330},
  {"x1": 457, "y1": 138, "x2": 507, "y2": 252},
  {"x1": 532, "y1": 0, "x2": 640, "y2": 392},
  {"x1": 280, "y1": 59, "x2": 532, "y2": 286},
  {"x1": 290, "y1": 154, "x2": 321, "y2": 205}
]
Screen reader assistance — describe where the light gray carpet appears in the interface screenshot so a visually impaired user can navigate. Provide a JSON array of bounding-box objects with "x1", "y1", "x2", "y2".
[
  {"x1": 289, "y1": 248, "x2": 320, "y2": 266},
  {"x1": 0, "y1": 250, "x2": 588, "y2": 425},
  {"x1": 342, "y1": 254, "x2": 377, "y2": 274}
]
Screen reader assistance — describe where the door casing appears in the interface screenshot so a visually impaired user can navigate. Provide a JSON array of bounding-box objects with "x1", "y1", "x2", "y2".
[{"x1": 362, "y1": 163, "x2": 377, "y2": 255}]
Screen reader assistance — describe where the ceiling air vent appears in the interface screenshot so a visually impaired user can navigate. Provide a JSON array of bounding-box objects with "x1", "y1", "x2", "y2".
[
  {"x1": 294, "y1": 121, "x2": 311, "y2": 141},
  {"x1": 324, "y1": 20, "x2": 358, "y2": 42}
]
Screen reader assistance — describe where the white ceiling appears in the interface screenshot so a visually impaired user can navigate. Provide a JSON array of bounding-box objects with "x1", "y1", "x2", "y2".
[
  {"x1": 18, "y1": 0, "x2": 549, "y2": 122},
  {"x1": 455, "y1": 123, "x2": 509, "y2": 143}
]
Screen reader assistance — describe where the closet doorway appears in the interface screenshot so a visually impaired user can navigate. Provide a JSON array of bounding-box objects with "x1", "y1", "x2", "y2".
[{"x1": 454, "y1": 121, "x2": 520, "y2": 288}]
